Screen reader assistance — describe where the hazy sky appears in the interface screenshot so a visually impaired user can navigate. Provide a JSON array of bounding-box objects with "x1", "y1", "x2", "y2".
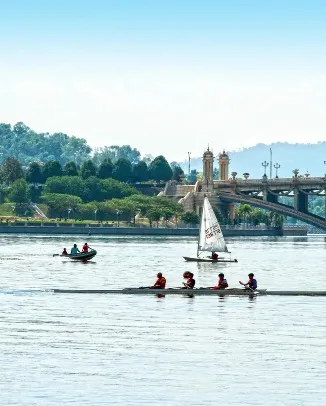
[{"x1": 1, "y1": 0, "x2": 326, "y2": 161}]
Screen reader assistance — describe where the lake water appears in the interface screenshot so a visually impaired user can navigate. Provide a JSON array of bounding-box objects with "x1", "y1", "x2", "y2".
[{"x1": 1, "y1": 234, "x2": 326, "y2": 405}]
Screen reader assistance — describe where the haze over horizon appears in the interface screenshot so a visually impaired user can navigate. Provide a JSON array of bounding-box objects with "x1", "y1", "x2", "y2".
[{"x1": 1, "y1": 0, "x2": 326, "y2": 161}]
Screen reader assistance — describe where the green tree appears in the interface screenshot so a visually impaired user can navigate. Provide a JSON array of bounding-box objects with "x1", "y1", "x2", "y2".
[
  {"x1": 63, "y1": 161, "x2": 78, "y2": 176},
  {"x1": 98, "y1": 158, "x2": 113, "y2": 179},
  {"x1": 132, "y1": 161, "x2": 149, "y2": 182},
  {"x1": 42, "y1": 160, "x2": 62, "y2": 180},
  {"x1": 0, "y1": 122, "x2": 92, "y2": 166},
  {"x1": 148, "y1": 155, "x2": 173, "y2": 182},
  {"x1": 26, "y1": 162, "x2": 43, "y2": 185},
  {"x1": 237, "y1": 204, "x2": 253, "y2": 225},
  {"x1": 45, "y1": 176, "x2": 86, "y2": 198},
  {"x1": 147, "y1": 207, "x2": 163, "y2": 227},
  {"x1": 93, "y1": 145, "x2": 141, "y2": 165},
  {"x1": 270, "y1": 212, "x2": 285, "y2": 228},
  {"x1": 112, "y1": 158, "x2": 132, "y2": 182},
  {"x1": 42, "y1": 193, "x2": 82, "y2": 217},
  {"x1": 171, "y1": 162, "x2": 184, "y2": 182},
  {"x1": 60, "y1": 136, "x2": 92, "y2": 165},
  {"x1": 8, "y1": 179, "x2": 29, "y2": 204},
  {"x1": 1, "y1": 157, "x2": 24, "y2": 184},
  {"x1": 80, "y1": 160, "x2": 97, "y2": 179},
  {"x1": 181, "y1": 211, "x2": 200, "y2": 226}
]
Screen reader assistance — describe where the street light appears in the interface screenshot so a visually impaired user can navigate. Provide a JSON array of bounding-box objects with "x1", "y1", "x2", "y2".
[
  {"x1": 262, "y1": 161, "x2": 269, "y2": 177},
  {"x1": 116, "y1": 210, "x2": 120, "y2": 227},
  {"x1": 187, "y1": 152, "x2": 191, "y2": 177},
  {"x1": 274, "y1": 163, "x2": 280, "y2": 178},
  {"x1": 94, "y1": 209, "x2": 98, "y2": 222},
  {"x1": 67, "y1": 208, "x2": 72, "y2": 220}
]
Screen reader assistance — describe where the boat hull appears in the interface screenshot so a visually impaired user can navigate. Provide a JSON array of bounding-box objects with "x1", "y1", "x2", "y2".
[
  {"x1": 53, "y1": 288, "x2": 266, "y2": 295},
  {"x1": 183, "y1": 256, "x2": 238, "y2": 263},
  {"x1": 65, "y1": 250, "x2": 97, "y2": 261}
]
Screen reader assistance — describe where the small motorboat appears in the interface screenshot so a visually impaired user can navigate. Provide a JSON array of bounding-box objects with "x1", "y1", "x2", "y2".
[{"x1": 62, "y1": 250, "x2": 97, "y2": 261}]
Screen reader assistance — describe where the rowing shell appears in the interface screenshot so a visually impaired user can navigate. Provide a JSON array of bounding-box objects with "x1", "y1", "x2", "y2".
[
  {"x1": 183, "y1": 256, "x2": 238, "y2": 263},
  {"x1": 51, "y1": 288, "x2": 326, "y2": 296},
  {"x1": 52, "y1": 288, "x2": 263, "y2": 295}
]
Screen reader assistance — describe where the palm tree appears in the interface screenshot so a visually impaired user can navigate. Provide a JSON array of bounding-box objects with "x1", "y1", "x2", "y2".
[{"x1": 238, "y1": 204, "x2": 253, "y2": 225}]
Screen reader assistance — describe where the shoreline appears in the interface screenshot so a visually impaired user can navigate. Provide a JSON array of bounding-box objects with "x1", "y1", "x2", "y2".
[{"x1": 0, "y1": 224, "x2": 308, "y2": 236}]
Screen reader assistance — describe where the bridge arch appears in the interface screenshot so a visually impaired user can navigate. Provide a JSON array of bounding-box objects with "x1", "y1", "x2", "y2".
[{"x1": 218, "y1": 193, "x2": 326, "y2": 230}]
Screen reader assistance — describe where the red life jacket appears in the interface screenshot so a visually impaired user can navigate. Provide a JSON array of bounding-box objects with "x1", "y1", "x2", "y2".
[
  {"x1": 82, "y1": 244, "x2": 89, "y2": 253},
  {"x1": 154, "y1": 277, "x2": 166, "y2": 289},
  {"x1": 186, "y1": 277, "x2": 196, "y2": 288},
  {"x1": 217, "y1": 278, "x2": 228, "y2": 289}
]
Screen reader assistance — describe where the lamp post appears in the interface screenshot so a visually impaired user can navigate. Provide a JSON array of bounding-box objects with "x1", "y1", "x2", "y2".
[
  {"x1": 67, "y1": 208, "x2": 72, "y2": 220},
  {"x1": 116, "y1": 210, "x2": 120, "y2": 227},
  {"x1": 262, "y1": 161, "x2": 269, "y2": 177},
  {"x1": 274, "y1": 163, "x2": 280, "y2": 178},
  {"x1": 187, "y1": 152, "x2": 191, "y2": 176},
  {"x1": 94, "y1": 209, "x2": 98, "y2": 222}
]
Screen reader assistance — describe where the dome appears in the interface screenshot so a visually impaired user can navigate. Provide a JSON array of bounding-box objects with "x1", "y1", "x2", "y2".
[
  {"x1": 203, "y1": 146, "x2": 213, "y2": 157},
  {"x1": 219, "y1": 149, "x2": 229, "y2": 159}
]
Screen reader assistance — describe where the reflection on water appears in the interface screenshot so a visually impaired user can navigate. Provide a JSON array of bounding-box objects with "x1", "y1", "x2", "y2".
[{"x1": 0, "y1": 234, "x2": 326, "y2": 405}]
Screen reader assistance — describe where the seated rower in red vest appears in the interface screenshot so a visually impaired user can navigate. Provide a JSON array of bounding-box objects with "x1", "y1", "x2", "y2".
[
  {"x1": 211, "y1": 273, "x2": 228, "y2": 290},
  {"x1": 182, "y1": 272, "x2": 196, "y2": 289},
  {"x1": 152, "y1": 273, "x2": 166, "y2": 289},
  {"x1": 239, "y1": 273, "x2": 257, "y2": 290}
]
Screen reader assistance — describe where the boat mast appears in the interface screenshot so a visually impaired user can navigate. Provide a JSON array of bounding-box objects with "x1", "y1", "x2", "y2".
[{"x1": 197, "y1": 202, "x2": 204, "y2": 258}]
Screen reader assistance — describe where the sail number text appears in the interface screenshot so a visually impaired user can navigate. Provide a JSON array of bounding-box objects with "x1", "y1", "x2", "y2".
[{"x1": 205, "y1": 224, "x2": 221, "y2": 238}]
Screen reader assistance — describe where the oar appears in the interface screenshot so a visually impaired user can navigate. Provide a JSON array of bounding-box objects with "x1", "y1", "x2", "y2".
[{"x1": 53, "y1": 254, "x2": 60, "y2": 257}]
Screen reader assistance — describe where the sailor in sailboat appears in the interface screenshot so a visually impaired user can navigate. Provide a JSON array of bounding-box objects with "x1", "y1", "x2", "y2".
[{"x1": 211, "y1": 252, "x2": 218, "y2": 260}]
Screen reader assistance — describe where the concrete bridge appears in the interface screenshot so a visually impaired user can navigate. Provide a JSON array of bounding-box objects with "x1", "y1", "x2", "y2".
[
  {"x1": 163, "y1": 176, "x2": 326, "y2": 230},
  {"x1": 162, "y1": 148, "x2": 326, "y2": 230}
]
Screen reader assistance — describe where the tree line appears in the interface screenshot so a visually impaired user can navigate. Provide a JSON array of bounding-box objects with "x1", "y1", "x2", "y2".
[{"x1": 0, "y1": 154, "x2": 184, "y2": 187}]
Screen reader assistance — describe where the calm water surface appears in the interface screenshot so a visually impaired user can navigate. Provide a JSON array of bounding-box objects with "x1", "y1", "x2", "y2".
[{"x1": 1, "y1": 234, "x2": 326, "y2": 405}]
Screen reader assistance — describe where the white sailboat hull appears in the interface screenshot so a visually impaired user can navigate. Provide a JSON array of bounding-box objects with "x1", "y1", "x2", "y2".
[{"x1": 183, "y1": 256, "x2": 238, "y2": 263}]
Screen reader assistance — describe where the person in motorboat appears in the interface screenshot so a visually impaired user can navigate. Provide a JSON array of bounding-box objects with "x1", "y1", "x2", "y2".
[
  {"x1": 152, "y1": 272, "x2": 166, "y2": 289},
  {"x1": 239, "y1": 273, "x2": 257, "y2": 290},
  {"x1": 211, "y1": 273, "x2": 228, "y2": 290},
  {"x1": 70, "y1": 244, "x2": 80, "y2": 254},
  {"x1": 182, "y1": 272, "x2": 196, "y2": 289},
  {"x1": 82, "y1": 242, "x2": 92, "y2": 253},
  {"x1": 62, "y1": 248, "x2": 68, "y2": 255},
  {"x1": 211, "y1": 252, "x2": 218, "y2": 260}
]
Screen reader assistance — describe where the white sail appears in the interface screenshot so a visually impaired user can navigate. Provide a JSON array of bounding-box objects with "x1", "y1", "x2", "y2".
[{"x1": 198, "y1": 197, "x2": 228, "y2": 253}]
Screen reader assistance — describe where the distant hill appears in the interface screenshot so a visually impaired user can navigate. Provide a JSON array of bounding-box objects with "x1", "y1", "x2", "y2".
[{"x1": 179, "y1": 142, "x2": 326, "y2": 179}]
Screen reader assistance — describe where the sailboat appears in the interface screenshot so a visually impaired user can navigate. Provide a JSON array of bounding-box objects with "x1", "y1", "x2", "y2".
[{"x1": 183, "y1": 197, "x2": 238, "y2": 263}]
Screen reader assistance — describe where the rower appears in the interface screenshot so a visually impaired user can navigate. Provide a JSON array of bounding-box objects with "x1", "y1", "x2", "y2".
[
  {"x1": 152, "y1": 272, "x2": 166, "y2": 289},
  {"x1": 183, "y1": 272, "x2": 196, "y2": 289},
  {"x1": 70, "y1": 244, "x2": 80, "y2": 254},
  {"x1": 211, "y1": 273, "x2": 228, "y2": 290},
  {"x1": 239, "y1": 273, "x2": 257, "y2": 290},
  {"x1": 82, "y1": 242, "x2": 92, "y2": 253},
  {"x1": 211, "y1": 252, "x2": 218, "y2": 260},
  {"x1": 62, "y1": 248, "x2": 68, "y2": 255}
]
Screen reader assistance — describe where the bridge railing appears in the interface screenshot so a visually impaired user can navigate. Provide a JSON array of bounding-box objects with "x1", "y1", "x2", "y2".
[{"x1": 215, "y1": 177, "x2": 326, "y2": 185}]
